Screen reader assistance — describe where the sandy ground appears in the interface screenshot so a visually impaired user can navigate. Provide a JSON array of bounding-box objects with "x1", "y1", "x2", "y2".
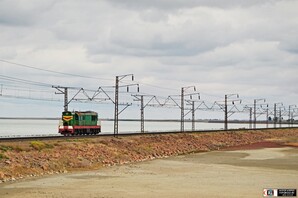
[{"x1": 0, "y1": 145, "x2": 297, "y2": 198}]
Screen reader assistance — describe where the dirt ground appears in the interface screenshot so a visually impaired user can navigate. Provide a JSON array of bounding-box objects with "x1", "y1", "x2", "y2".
[
  {"x1": 1, "y1": 129, "x2": 298, "y2": 183},
  {"x1": 0, "y1": 145, "x2": 297, "y2": 198}
]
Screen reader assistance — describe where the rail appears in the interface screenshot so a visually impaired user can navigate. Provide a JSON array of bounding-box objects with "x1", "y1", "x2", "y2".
[{"x1": 1, "y1": 127, "x2": 298, "y2": 142}]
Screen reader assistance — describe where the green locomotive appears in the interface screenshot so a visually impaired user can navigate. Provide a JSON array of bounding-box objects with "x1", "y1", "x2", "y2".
[{"x1": 59, "y1": 111, "x2": 101, "y2": 135}]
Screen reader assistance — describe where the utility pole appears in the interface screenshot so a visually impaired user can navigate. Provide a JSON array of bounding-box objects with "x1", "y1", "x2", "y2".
[
  {"x1": 182, "y1": 99, "x2": 202, "y2": 132},
  {"x1": 291, "y1": 108, "x2": 298, "y2": 127},
  {"x1": 132, "y1": 94, "x2": 157, "y2": 133},
  {"x1": 273, "y1": 102, "x2": 283, "y2": 128},
  {"x1": 249, "y1": 107, "x2": 252, "y2": 129},
  {"x1": 180, "y1": 86, "x2": 197, "y2": 132},
  {"x1": 113, "y1": 74, "x2": 139, "y2": 137},
  {"x1": 254, "y1": 100, "x2": 256, "y2": 129},
  {"x1": 279, "y1": 107, "x2": 282, "y2": 128},
  {"x1": 224, "y1": 94, "x2": 228, "y2": 130},
  {"x1": 53, "y1": 86, "x2": 70, "y2": 111},
  {"x1": 253, "y1": 99, "x2": 266, "y2": 129},
  {"x1": 223, "y1": 94, "x2": 240, "y2": 130},
  {"x1": 64, "y1": 87, "x2": 68, "y2": 111},
  {"x1": 266, "y1": 105, "x2": 269, "y2": 128},
  {"x1": 274, "y1": 103, "x2": 277, "y2": 128},
  {"x1": 289, "y1": 105, "x2": 296, "y2": 127},
  {"x1": 291, "y1": 110, "x2": 296, "y2": 127},
  {"x1": 260, "y1": 104, "x2": 269, "y2": 128},
  {"x1": 278, "y1": 106, "x2": 286, "y2": 128},
  {"x1": 140, "y1": 95, "x2": 144, "y2": 133},
  {"x1": 114, "y1": 76, "x2": 119, "y2": 137},
  {"x1": 192, "y1": 101, "x2": 195, "y2": 131},
  {"x1": 181, "y1": 87, "x2": 184, "y2": 132}
]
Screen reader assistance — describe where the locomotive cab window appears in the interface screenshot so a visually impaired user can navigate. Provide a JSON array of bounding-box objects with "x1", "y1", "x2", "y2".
[{"x1": 91, "y1": 115, "x2": 97, "y2": 121}]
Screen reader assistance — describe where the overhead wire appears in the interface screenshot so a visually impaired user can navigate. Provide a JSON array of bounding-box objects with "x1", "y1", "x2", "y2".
[
  {"x1": 0, "y1": 59, "x2": 227, "y2": 103},
  {"x1": 0, "y1": 74, "x2": 52, "y2": 87},
  {"x1": 0, "y1": 59, "x2": 294, "y2": 115},
  {"x1": 1, "y1": 58, "x2": 199, "y2": 94},
  {"x1": 0, "y1": 59, "x2": 113, "y2": 81}
]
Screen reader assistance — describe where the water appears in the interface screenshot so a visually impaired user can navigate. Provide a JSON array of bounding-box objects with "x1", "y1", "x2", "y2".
[
  {"x1": 0, "y1": 119, "x2": 291, "y2": 137},
  {"x1": 0, "y1": 119, "x2": 58, "y2": 137}
]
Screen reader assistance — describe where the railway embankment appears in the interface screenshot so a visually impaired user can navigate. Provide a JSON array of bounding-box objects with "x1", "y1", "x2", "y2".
[{"x1": 0, "y1": 129, "x2": 298, "y2": 183}]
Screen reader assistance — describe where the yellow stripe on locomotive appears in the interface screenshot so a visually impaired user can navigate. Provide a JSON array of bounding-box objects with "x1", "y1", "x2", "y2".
[{"x1": 63, "y1": 115, "x2": 73, "y2": 122}]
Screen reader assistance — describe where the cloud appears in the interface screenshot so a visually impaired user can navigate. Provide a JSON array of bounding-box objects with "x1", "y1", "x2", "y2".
[
  {"x1": 0, "y1": 0, "x2": 56, "y2": 26},
  {"x1": 279, "y1": 34, "x2": 298, "y2": 54},
  {"x1": 87, "y1": 7, "x2": 239, "y2": 57},
  {"x1": 105, "y1": 0, "x2": 282, "y2": 10},
  {"x1": 0, "y1": 0, "x2": 298, "y2": 118},
  {"x1": 86, "y1": 0, "x2": 298, "y2": 59}
]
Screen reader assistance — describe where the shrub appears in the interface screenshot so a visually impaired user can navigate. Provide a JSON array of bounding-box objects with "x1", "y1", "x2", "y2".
[
  {"x1": 30, "y1": 141, "x2": 54, "y2": 151},
  {"x1": 0, "y1": 145, "x2": 13, "y2": 152},
  {"x1": 0, "y1": 153, "x2": 9, "y2": 160}
]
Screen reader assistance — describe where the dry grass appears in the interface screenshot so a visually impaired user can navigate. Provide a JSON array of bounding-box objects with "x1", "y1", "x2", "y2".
[{"x1": 30, "y1": 141, "x2": 54, "y2": 151}]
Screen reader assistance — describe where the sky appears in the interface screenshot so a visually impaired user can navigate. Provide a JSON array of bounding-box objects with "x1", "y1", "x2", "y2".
[{"x1": 0, "y1": 0, "x2": 298, "y2": 120}]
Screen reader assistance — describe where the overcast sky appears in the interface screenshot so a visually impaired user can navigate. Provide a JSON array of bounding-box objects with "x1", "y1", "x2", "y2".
[{"x1": 0, "y1": 0, "x2": 298, "y2": 119}]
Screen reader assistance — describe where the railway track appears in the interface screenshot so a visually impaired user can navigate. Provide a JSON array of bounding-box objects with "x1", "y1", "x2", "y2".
[{"x1": 1, "y1": 127, "x2": 298, "y2": 142}]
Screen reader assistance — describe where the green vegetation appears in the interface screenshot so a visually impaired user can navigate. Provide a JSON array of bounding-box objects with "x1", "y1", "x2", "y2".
[
  {"x1": 30, "y1": 141, "x2": 54, "y2": 151},
  {"x1": 0, "y1": 145, "x2": 13, "y2": 152},
  {"x1": 0, "y1": 153, "x2": 9, "y2": 160},
  {"x1": 140, "y1": 145, "x2": 154, "y2": 153},
  {"x1": 0, "y1": 145, "x2": 25, "y2": 152},
  {"x1": 63, "y1": 138, "x2": 90, "y2": 143}
]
